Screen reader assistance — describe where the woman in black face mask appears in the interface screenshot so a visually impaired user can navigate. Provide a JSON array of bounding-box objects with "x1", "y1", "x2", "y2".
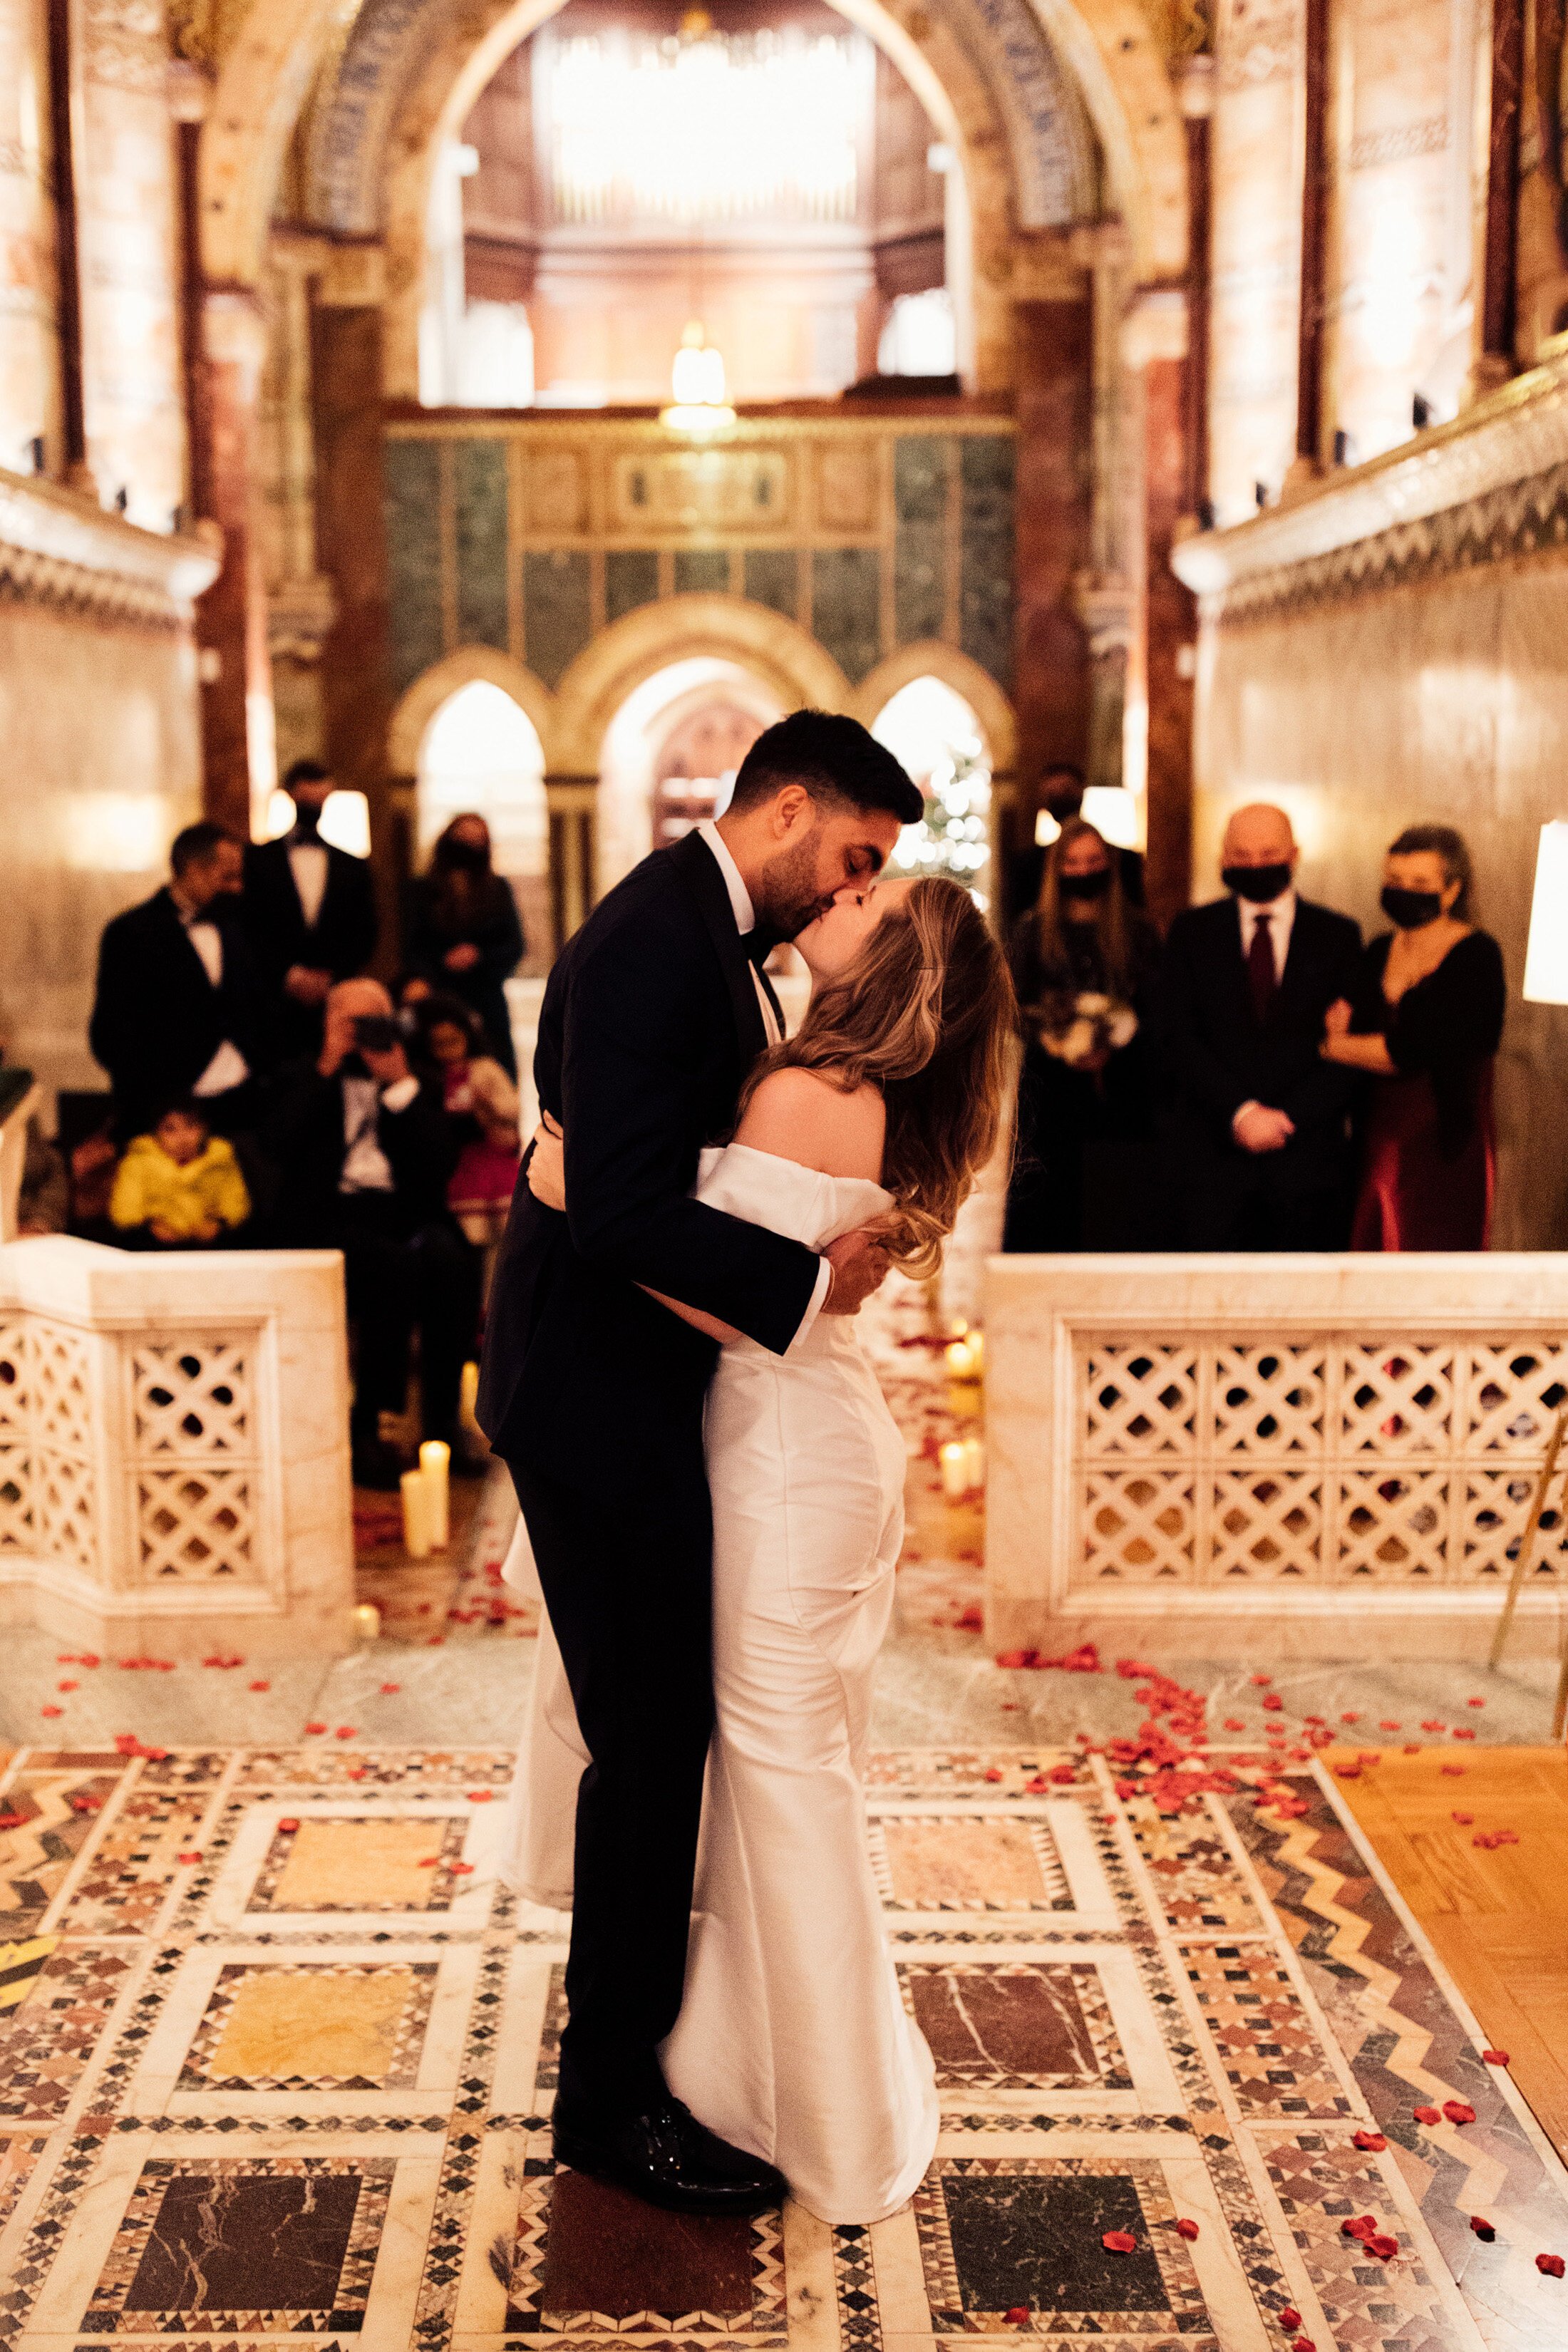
[
  {"x1": 1319, "y1": 824, "x2": 1505, "y2": 1247},
  {"x1": 1003, "y1": 815, "x2": 1165, "y2": 1250},
  {"x1": 405, "y1": 814, "x2": 527, "y2": 1077}
]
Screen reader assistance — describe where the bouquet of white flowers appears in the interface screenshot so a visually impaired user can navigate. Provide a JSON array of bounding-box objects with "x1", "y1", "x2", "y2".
[{"x1": 1038, "y1": 989, "x2": 1139, "y2": 1068}]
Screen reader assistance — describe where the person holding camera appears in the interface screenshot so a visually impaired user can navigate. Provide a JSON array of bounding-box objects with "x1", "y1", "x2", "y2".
[{"x1": 268, "y1": 976, "x2": 481, "y2": 1487}]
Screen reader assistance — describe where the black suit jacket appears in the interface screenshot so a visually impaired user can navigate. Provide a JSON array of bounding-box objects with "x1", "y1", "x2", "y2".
[
  {"x1": 478, "y1": 830, "x2": 821, "y2": 1500},
  {"x1": 266, "y1": 1061, "x2": 458, "y2": 1247},
  {"x1": 89, "y1": 888, "x2": 269, "y2": 1138},
  {"x1": 1160, "y1": 894, "x2": 1363, "y2": 1185},
  {"x1": 243, "y1": 837, "x2": 378, "y2": 1050}
]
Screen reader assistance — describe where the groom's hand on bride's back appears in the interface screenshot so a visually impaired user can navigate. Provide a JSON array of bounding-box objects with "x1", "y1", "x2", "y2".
[
  {"x1": 526, "y1": 1114, "x2": 566, "y2": 1212},
  {"x1": 820, "y1": 1227, "x2": 891, "y2": 1316}
]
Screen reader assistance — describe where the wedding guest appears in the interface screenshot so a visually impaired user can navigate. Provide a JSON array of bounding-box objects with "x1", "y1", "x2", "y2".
[
  {"x1": 415, "y1": 994, "x2": 521, "y2": 1254},
  {"x1": 405, "y1": 816, "x2": 525, "y2": 1076},
  {"x1": 1003, "y1": 817, "x2": 1162, "y2": 1250},
  {"x1": 268, "y1": 978, "x2": 480, "y2": 1487},
  {"x1": 109, "y1": 1100, "x2": 251, "y2": 1247},
  {"x1": 243, "y1": 758, "x2": 378, "y2": 1057},
  {"x1": 89, "y1": 823, "x2": 269, "y2": 1143},
  {"x1": 1321, "y1": 824, "x2": 1505, "y2": 1248},
  {"x1": 1160, "y1": 803, "x2": 1361, "y2": 1249}
]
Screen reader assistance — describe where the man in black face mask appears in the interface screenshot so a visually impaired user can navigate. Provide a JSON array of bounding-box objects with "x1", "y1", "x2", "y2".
[
  {"x1": 242, "y1": 759, "x2": 380, "y2": 1059},
  {"x1": 1159, "y1": 803, "x2": 1362, "y2": 1248}
]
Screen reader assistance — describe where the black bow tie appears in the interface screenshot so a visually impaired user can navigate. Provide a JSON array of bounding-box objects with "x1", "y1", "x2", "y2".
[{"x1": 743, "y1": 932, "x2": 777, "y2": 970}]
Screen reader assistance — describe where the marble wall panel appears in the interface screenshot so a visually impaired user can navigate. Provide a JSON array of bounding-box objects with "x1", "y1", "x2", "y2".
[
  {"x1": 1209, "y1": 0, "x2": 1302, "y2": 518},
  {"x1": 454, "y1": 439, "x2": 508, "y2": 652},
  {"x1": 604, "y1": 547, "x2": 658, "y2": 624},
  {"x1": 383, "y1": 438, "x2": 443, "y2": 695},
  {"x1": 0, "y1": 0, "x2": 54, "y2": 469},
  {"x1": 523, "y1": 548, "x2": 592, "y2": 688},
  {"x1": 0, "y1": 604, "x2": 200, "y2": 1103},
  {"x1": 894, "y1": 434, "x2": 947, "y2": 644},
  {"x1": 1194, "y1": 560, "x2": 1568, "y2": 1245},
  {"x1": 960, "y1": 433, "x2": 1015, "y2": 690},
  {"x1": 741, "y1": 546, "x2": 799, "y2": 620},
  {"x1": 810, "y1": 546, "x2": 882, "y2": 684}
]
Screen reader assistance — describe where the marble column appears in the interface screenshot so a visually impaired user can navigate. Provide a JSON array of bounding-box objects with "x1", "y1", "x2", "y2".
[
  {"x1": 264, "y1": 236, "x2": 337, "y2": 777},
  {"x1": 197, "y1": 289, "x2": 272, "y2": 837},
  {"x1": 0, "y1": 0, "x2": 57, "y2": 473},
  {"x1": 1476, "y1": 0, "x2": 1523, "y2": 388},
  {"x1": 1177, "y1": 58, "x2": 1213, "y2": 519},
  {"x1": 1012, "y1": 295, "x2": 1094, "y2": 811},
  {"x1": 1287, "y1": 0, "x2": 1330, "y2": 484},
  {"x1": 312, "y1": 264, "x2": 396, "y2": 963},
  {"x1": 43, "y1": 0, "x2": 86, "y2": 486},
  {"x1": 547, "y1": 779, "x2": 597, "y2": 949},
  {"x1": 1209, "y1": 0, "x2": 1302, "y2": 521},
  {"x1": 76, "y1": 0, "x2": 185, "y2": 526},
  {"x1": 1124, "y1": 289, "x2": 1196, "y2": 930}
]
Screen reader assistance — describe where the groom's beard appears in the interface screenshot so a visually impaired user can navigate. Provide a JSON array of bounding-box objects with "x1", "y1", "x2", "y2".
[{"x1": 751, "y1": 832, "x2": 836, "y2": 948}]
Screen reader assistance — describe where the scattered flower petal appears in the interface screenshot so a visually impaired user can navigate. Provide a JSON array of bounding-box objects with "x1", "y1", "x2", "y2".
[
  {"x1": 984, "y1": 1767, "x2": 1004, "y2": 1783},
  {"x1": 379, "y1": 1682, "x2": 401, "y2": 1694},
  {"x1": 39, "y1": 1706, "x2": 61, "y2": 1718},
  {"x1": 1537, "y1": 2253, "x2": 1565, "y2": 2278},
  {"x1": 450, "y1": 1861, "x2": 475, "y2": 1875},
  {"x1": 1443, "y1": 2100, "x2": 1476, "y2": 2125},
  {"x1": 277, "y1": 1818, "x2": 300, "y2": 1833},
  {"x1": 1352, "y1": 2129, "x2": 1387, "y2": 2151},
  {"x1": 248, "y1": 1680, "x2": 270, "y2": 1693},
  {"x1": 1482, "y1": 2048, "x2": 1510, "y2": 2065},
  {"x1": 1470, "y1": 2217, "x2": 1496, "y2": 2241},
  {"x1": 1340, "y1": 1711, "x2": 1361, "y2": 1723},
  {"x1": 1175, "y1": 2217, "x2": 1200, "y2": 2241},
  {"x1": 1366, "y1": 2235, "x2": 1399, "y2": 2262},
  {"x1": 1101, "y1": 2230, "x2": 1137, "y2": 2254},
  {"x1": 1380, "y1": 1719, "x2": 1401, "y2": 1730},
  {"x1": 1263, "y1": 1694, "x2": 1284, "y2": 1711},
  {"x1": 1441, "y1": 1763, "x2": 1465, "y2": 1776},
  {"x1": 1421, "y1": 1719, "x2": 1446, "y2": 1732},
  {"x1": 1467, "y1": 1696, "x2": 1485, "y2": 1708},
  {"x1": 177, "y1": 1850, "x2": 202, "y2": 1864},
  {"x1": 1341, "y1": 2216, "x2": 1378, "y2": 2241},
  {"x1": 57, "y1": 1681, "x2": 77, "y2": 1693},
  {"x1": 1413, "y1": 2105, "x2": 1441, "y2": 2124},
  {"x1": 304, "y1": 1722, "x2": 327, "y2": 1735},
  {"x1": 334, "y1": 1726, "x2": 357, "y2": 1740},
  {"x1": 1003, "y1": 2309, "x2": 1030, "y2": 2326},
  {"x1": 1278, "y1": 2312, "x2": 1301, "y2": 2333},
  {"x1": 1452, "y1": 1810, "x2": 1474, "y2": 1824}
]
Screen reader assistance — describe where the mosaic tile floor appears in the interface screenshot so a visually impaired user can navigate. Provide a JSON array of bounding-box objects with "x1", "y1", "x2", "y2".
[{"x1": 1, "y1": 1740, "x2": 1566, "y2": 2352}]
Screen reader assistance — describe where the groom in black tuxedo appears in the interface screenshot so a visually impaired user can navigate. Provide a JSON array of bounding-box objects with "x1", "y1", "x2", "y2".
[{"x1": 479, "y1": 712, "x2": 922, "y2": 2214}]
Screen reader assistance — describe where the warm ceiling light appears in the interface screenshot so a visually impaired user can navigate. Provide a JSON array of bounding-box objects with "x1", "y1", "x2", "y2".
[{"x1": 660, "y1": 321, "x2": 736, "y2": 432}]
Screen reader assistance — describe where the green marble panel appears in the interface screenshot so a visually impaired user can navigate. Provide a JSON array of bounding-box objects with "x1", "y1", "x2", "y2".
[
  {"x1": 606, "y1": 549, "x2": 659, "y2": 624},
  {"x1": 384, "y1": 440, "x2": 443, "y2": 694},
  {"x1": 743, "y1": 548, "x2": 799, "y2": 619},
  {"x1": 454, "y1": 440, "x2": 509, "y2": 652},
  {"x1": 674, "y1": 548, "x2": 731, "y2": 596},
  {"x1": 959, "y1": 435, "x2": 1015, "y2": 688},
  {"x1": 811, "y1": 547, "x2": 882, "y2": 686},
  {"x1": 523, "y1": 550, "x2": 592, "y2": 688},
  {"x1": 894, "y1": 435, "x2": 947, "y2": 646}
]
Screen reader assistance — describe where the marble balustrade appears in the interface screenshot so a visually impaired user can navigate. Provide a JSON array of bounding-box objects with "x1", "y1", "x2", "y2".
[
  {"x1": 0, "y1": 1238, "x2": 356, "y2": 1656},
  {"x1": 986, "y1": 1251, "x2": 1568, "y2": 1658}
]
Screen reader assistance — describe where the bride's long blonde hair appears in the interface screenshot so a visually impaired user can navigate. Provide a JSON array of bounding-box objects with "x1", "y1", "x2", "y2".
[{"x1": 736, "y1": 875, "x2": 1015, "y2": 1276}]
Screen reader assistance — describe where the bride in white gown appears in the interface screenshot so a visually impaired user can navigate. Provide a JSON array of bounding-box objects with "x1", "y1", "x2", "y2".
[{"x1": 502, "y1": 872, "x2": 1014, "y2": 2224}]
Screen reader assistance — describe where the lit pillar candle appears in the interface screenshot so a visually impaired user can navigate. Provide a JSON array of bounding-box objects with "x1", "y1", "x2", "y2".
[
  {"x1": 419, "y1": 1440, "x2": 450, "y2": 1550},
  {"x1": 962, "y1": 1435, "x2": 985, "y2": 1492},
  {"x1": 401, "y1": 1468, "x2": 433, "y2": 1559},
  {"x1": 940, "y1": 1440, "x2": 970, "y2": 1498},
  {"x1": 353, "y1": 1601, "x2": 382, "y2": 1642},
  {"x1": 459, "y1": 1360, "x2": 481, "y2": 1434}
]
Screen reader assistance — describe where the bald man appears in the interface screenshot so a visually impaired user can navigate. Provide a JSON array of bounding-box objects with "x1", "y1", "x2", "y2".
[{"x1": 1159, "y1": 804, "x2": 1361, "y2": 1249}]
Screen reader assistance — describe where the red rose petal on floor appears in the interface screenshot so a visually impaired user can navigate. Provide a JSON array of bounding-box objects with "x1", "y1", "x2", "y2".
[
  {"x1": 304, "y1": 1723, "x2": 327, "y2": 1735},
  {"x1": 1403, "y1": 1744, "x2": 1422, "y2": 1755},
  {"x1": 450, "y1": 1861, "x2": 475, "y2": 1875},
  {"x1": 1537, "y1": 2253, "x2": 1566, "y2": 2277},
  {"x1": 113, "y1": 1733, "x2": 138, "y2": 1753},
  {"x1": 1175, "y1": 2217, "x2": 1200, "y2": 2241},
  {"x1": 1352, "y1": 2129, "x2": 1387, "y2": 2150},
  {"x1": 1291, "y1": 2338, "x2": 1316, "y2": 2352},
  {"x1": 426, "y1": 1635, "x2": 445, "y2": 1646},
  {"x1": 248, "y1": 1680, "x2": 270, "y2": 1693},
  {"x1": 57, "y1": 1681, "x2": 77, "y2": 1692},
  {"x1": 0, "y1": 1812, "x2": 25, "y2": 1830},
  {"x1": 1358, "y1": 1751, "x2": 1382, "y2": 1765},
  {"x1": 1468, "y1": 1696, "x2": 1485, "y2": 1707},
  {"x1": 1224, "y1": 1717, "x2": 1247, "y2": 1731},
  {"x1": 1341, "y1": 2215, "x2": 1378, "y2": 2240},
  {"x1": 1413, "y1": 2105, "x2": 1441, "y2": 2124},
  {"x1": 1101, "y1": 2230, "x2": 1137, "y2": 2254},
  {"x1": 417, "y1": 1857, "x2": 439, "y2": 1867},
  {"x1": 1482, "y1": 2048, "x2": 1510, "y2": 2064},
  {"x1": 1441, "y1": 1763, "x2": 1465, "y2": 1775},
  {"x1": 1453, "y1": 1726, "x2": 1477, "y2": 1740},
  {"x1": 1341, "y1": 1711, "x2": 1361, "y2": 1723},
  {"x1": 1250, "y1": 1673, "x2": 1272, "y2": 1686},
  {"x1": 1470, "y1": 2217, "x2": 1496, "y2": 2239},
  {"x1": 1335, "y1": 1765, "x2": 1362, "y2": 1779},
  {"x1": 1049, "y1": 1764, "x2": 1078, "y2": 1785},
  {"x1": 466, "y1": 1790, "x2": 494, "y2": 1803},
  {"x1": 1003, "y1": 2309, "x2": 1030, "y2": 2326},
  {"x1": 1443, "y1": 2100, "x2": 1476, "y2": 2124},
  {"x1": 177, "y1": 1850, "x2": 202, "y2": 1864},
  {"x1": 378, "y1": 1683, "x2": 401, "y2": 1694},
  {"x1": 1380, "y1": 1719, "x2": 1401, "y2": 1730},
  {"x1": 984, "y1": 1767, "x2": 1004, "y2": 1783},
  {"x1": 39, "y1": 1706, "x2": 61, "y2": 1718},
  {"x1": 1278, "y1": 2312, "x2": 1301, "y2": 2333},
  {"x1": 334, "y1": 1726, "x2": 357, "y2": 1739},
  {"x1": 1263, "y1": 1694, "x2": 1284, "y2": 1711},
  {"x1": 1452, "y1": 1810, "x2": 1474, "y2": 1823},
  {"x1": 1366, "y1": 2234, "x2": 1399, "y2": 2261},
  {"x1": 277, "y1": 1818, "x2": 300, "y2": 1833},
  {"x1": 1421, "y1": 1719, "x2": 1446, "y2": 1732},
  {"x1": 145, "y1": 1746, "x2": 168, "y2": 1760}
]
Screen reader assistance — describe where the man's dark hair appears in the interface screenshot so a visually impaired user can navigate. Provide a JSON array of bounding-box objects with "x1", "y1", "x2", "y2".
[
  {"x1": 728, "y1": 711, "x2": 923, "y2": 825},
  {"x1": 283, "y1": 757, "x2": 331, "y2": 790},
  {"x1": 170, "y1": 820, "x2": 239, "y2": 877}
]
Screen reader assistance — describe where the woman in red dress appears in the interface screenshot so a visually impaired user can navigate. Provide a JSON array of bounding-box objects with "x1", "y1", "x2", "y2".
[{"x1": 1319, "y1": 825, "x2": 1505, "y2": 1249}]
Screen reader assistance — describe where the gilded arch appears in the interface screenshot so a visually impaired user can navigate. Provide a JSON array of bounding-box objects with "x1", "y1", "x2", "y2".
[
  {"x1": 388, "y1": 644, "x2": 559, "y2": 772},
  {"x1": 849, "y1": 641, "x2": 1018, "y2": 773}
]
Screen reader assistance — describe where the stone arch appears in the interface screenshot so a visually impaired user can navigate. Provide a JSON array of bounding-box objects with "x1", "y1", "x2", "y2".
[
  {"x1": 387, "y1": 643, "x2": 559, "y2": 772},
  {"x1": 550, "y1": 595, "x2": 852, "y2": 774},
  {"x1": 849, "y1": 641, "x2": 1018, "y2": 773}
]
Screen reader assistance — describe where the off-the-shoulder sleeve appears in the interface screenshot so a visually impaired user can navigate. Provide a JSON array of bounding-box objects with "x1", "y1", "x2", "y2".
[{"x1": 694, "y1": 1143, "x2": 892, "y2": 1251}]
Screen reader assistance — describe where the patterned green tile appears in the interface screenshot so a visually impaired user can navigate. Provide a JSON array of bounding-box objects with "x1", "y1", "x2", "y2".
[
  {"x1": 674, "y1": 547, "x2": 731, "y2": 597},
  {"x1": 743, "y1": 547, "x2": 799, "y2": 620},
  {"x1": 959, "y1": 435, "x2": 1014, "y2": 687},
  {"x1": 384, "y1": 440, "x2": 443, "y2": 693},
  {"x1": 605, "y1": 548, "x2": 659, "y2": 624},
  {"x1": 812, "y1": 546, "x2": 882, "y2": 685},
  {"x1": 455, "y1": 440, "x2": 509, "y2": 653},
  {"x1": 523, "y1": 550, "x2": 592, "y2": 688},
  {"x1": 894, "y1": 436, "x2": 947, "y2": 645}
]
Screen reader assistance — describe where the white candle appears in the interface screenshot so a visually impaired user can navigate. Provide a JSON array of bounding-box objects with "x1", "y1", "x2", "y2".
[
  {"x1": 353, "y1": 1601, "x2": 381, "y2": 1643},
  {"x1": 940, "y1": 1440, "x2": 969, "y2": 1499},
  {"x1": 419, "y1": 1440, "x2": 450, "y2": 1549},
  {"x1": 962, "y1": 1435, "x2": 985, "y2": 1492},
  {"x1": 459, "y1": 1360, "x2": 481, "y2": 1434},
  {"x1": 401, "y1": 1468, "x2": 433, "y2": 1559}
]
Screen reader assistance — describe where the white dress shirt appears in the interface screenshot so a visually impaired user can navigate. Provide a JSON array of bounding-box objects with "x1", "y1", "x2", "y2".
[
  {"x1": 1232, "y1": 885, "x2": 1296, "y2": 1135},
  {"x1": 178, "y1": 904, "x2": 252, "y2": 1099},
  {"x1": 339, "y1": 1071, "x2": 421, "y2": 1194},
  {"x1": 696, "y1": 818, "x2": 832, "y2": 1343},
  {"x1": 288, "y1": 840, "x2": 330, "y2": 931}
]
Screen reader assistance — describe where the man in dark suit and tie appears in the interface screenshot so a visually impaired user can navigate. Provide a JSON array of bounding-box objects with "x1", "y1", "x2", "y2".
[
  {"x1": 1160, "y1": 802, "x2": 1362, "y2": 1249},
  {"x1": 242, "y1": 758, "x2": 378, "y2": 1056},
  {"x1": 89, "y1": 822, "x2": 269, "y2": 1143},
  {"x1": 478, "y1": 712, "x2": 922, "y2": 2217}
]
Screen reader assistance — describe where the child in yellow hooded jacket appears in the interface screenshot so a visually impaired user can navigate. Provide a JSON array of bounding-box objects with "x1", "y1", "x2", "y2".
[{"x1": 110, "y1": 1103, "x2": 251, "y2": 1244}]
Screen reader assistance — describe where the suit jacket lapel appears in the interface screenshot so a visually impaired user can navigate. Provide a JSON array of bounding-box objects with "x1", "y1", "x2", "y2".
[{"x1": 668, "y1": 831, "x2": 768, "y2": 1062}]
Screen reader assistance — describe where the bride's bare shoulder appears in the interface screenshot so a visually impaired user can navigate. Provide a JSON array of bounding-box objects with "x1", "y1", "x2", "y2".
[{"x1": 733, "y1": 1066, "x2": 885, "y2": 1181}]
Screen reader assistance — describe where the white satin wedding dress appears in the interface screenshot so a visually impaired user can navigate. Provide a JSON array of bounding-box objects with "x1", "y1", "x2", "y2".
[{"x1": 500, "y1": 1140, "x2": 939, "y2": 2225}]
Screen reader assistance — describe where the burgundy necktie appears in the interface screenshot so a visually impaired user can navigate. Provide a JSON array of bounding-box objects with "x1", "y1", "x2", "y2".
[{"x1": 1247, "y1": 910, "x2": 1276, "y2": 1025}]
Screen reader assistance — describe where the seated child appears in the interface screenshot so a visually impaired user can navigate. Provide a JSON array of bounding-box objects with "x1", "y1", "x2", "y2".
[
  {"x1": 109, "y1": 1101, "x2": 251, "y2": 1247},
  {"x1": 417, "y1": 995, "x2": 520, "y2": 1249}
]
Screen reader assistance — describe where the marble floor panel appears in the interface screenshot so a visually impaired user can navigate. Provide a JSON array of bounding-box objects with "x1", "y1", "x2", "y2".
[{"x1": 1, "y1": 1742, "x2": 1567, "y2": 2352}]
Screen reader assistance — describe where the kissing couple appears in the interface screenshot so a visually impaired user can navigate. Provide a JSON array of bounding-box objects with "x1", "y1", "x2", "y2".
[{"x1": 478, "y1": 710, "x2": 1014, "y2": 2225}]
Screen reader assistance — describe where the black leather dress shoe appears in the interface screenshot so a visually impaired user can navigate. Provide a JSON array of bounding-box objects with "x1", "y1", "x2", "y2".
[{"x1": 552, "y1": 2095, "x2": 786, "y2": 2217}]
